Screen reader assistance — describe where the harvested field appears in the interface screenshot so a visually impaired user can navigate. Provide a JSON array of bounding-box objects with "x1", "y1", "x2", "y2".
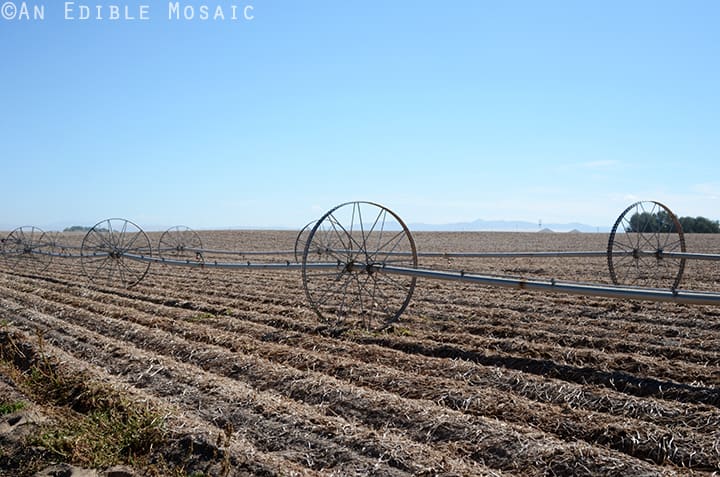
[{"x1": 2, "y1": 230, "x2": 720, "y2": 476}]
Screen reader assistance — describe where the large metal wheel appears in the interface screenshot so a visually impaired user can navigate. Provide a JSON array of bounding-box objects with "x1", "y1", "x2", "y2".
[
  {"x1": 607, "y1": 201, "x2": 686, "y2": 290},
  {"x1": 81, "y1": 218, "x2": 152, "y2": 288},
  {"x1": 2, "y1": 226, "x2": 54, "y2": 273},
  {"x1": 158, "y1": 226, "x2": 203, "y2": 262},
  {"x1": 302, "y1": 201, "x2": 417, "y2": 329}
]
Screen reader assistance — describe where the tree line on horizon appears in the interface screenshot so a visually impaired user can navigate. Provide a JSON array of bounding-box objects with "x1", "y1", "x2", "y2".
[
  {"x1": 63, "y1": 225, "x2": 109, "y2": 233},
  {"x1": 627, "y1": 211, "x2": 720, "y2": 233}
]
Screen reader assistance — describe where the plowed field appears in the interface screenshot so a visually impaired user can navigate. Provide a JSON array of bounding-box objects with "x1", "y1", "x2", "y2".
[{"x1": 2, "y1": 231, "x2": 720, "y2": 476}]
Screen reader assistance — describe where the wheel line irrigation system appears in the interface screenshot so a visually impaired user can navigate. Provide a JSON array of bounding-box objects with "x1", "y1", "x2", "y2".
[{"x1": 2, "y1": 200, "x2": 719, "y2": 330}]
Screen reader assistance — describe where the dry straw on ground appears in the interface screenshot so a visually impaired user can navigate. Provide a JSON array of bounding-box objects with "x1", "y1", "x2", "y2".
[{"x1": 1, "y1": 230, "x2": 720, "y2": 475}]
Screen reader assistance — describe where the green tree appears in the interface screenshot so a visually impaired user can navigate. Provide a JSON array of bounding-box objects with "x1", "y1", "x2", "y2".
[
  {"x1": 688, "y1": 216, "x2": 720, "y2": 233},
  {"x1": 627, "y1": 212, "x2": 719, "y2": 233},
  {"x1": 63, "y1": 225, "x2": 92, "y2": 232},
  {"x1": 627, "y1": 211, "x2": 675, "y2": 233}
]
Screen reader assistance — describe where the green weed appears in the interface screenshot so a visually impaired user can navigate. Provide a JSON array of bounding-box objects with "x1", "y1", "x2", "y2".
[
  {"x1": 187, "y1": 312, "x2": 215, "y2": 322},
  {"x1": 1, "y1": 328, "x2": 167, "y2": 470},
  {"x1": 0, "y1": 400, "x2": 26, "y2": 415}
]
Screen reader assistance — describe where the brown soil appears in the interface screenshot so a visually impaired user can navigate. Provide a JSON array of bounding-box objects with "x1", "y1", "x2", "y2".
[{"x1": 2, "y1": 230, "x2": 720, "y2": 476}]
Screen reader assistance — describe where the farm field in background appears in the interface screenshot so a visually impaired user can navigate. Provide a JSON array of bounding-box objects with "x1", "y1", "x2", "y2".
[{"x1": 2, "y1": 230, "x2": 720, "y2": 476}]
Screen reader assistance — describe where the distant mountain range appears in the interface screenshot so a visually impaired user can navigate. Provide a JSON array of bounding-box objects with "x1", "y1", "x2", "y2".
[{"x1": 406, "y1": 219, "x2": 608, "y2": 233}]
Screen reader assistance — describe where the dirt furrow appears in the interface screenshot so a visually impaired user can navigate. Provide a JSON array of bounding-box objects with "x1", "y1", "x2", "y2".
[
  {"x1": 412, "y1": 280, "x2": 720, "y2": 332},
  {"x1": 99, "y1": 304, "x2": 718, "y2": 469},
  {"x1": 0, "y1": 327, "x2": 316, "y2": 477},
  {"x1": 10, "y1": 278, "x2": 714, "y2": 468},
  {"x1": 0, "y1": 289, "x2": 690, "y2": 475},
  {"x1": 407, "y1": 301, "x2": 720, "y2": 358},
  {"x1": 5, "y1": 274, "x2": 719, "y2": 411},
  {"x1": 41, "y1": 267, "x2": 720, "y2": 371},
  {"x1": 0, "y1": 298, "x2": 494, "y2": 476},
  {"x1": 2, "y1": 274, "x2": 716, "y2": 426},
  {"x1": 356, "y1": 332, "x2": 720, "y2": 405},
  {"x1": 153, "y1": 311, "x2": 720, "y2": 428},
  {"x1": 29, "y1": 269, "x2": 720, "y2": 379},
  {"x1": 18, "y1": 266, "x2": 720, "y2": 376}
]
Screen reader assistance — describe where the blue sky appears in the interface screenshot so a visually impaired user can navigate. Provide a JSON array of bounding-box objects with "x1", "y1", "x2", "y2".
[{"x1": 1, "y1": 1, "x2": 718, "y2": 230}]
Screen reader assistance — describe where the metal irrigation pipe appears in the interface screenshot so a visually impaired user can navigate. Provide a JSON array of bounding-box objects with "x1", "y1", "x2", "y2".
[
  {"x1": 123, "y1": 253, "x2": 340, "y2": 270},
  {"x1": 312, "y1": 248, "x2": 720, "y2": 261},
  {"x1": 310, "y1": 248, "x2": 631, "y2": 259},
  {"x1": 372, "y1": 264, "x2": 720, "y2": 306},
  {"x1": 404, "y1": 250, "x2": 618, "y2": 258},
  {"x1": 180, "y1": 247, "x2": 297, "y2": 256},
  {"x1": 415, "y1": 250, "x2": 611, "y2": 258},
  {"x1": 310, "y1": 248, "x2": 613, "y2": 257},
  {"x1": 663, "y1": 251, "x2": 720, "y2": 261},
  {"x1": 52, "y1": 244, "x2": 85, "y2": 250}
]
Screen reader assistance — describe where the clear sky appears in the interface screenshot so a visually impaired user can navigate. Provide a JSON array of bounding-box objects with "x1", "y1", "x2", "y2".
[{"x1": 1, "y1": 1, "x2": 718, "y2": 230}]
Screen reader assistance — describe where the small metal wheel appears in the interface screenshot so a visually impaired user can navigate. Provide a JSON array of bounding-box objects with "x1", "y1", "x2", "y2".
[
  {"x1": 302, "y1": 201, "x2": 417, "y2": 329},
  {"x1": 294, "y1": 220, "x2": 316, "y2": 263},
  {"x1": 158, "y1": 226, "x2": 204, "y2": 262},
  {"x1": 2, "y1": 226, "x2": 54, "y2": 274},
  {"x1": 81, "y1": 218, "x2": 152, "y2": 288},
  {"x1": 607, "y1": 201, "x2": 686, "y2": 290}
]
